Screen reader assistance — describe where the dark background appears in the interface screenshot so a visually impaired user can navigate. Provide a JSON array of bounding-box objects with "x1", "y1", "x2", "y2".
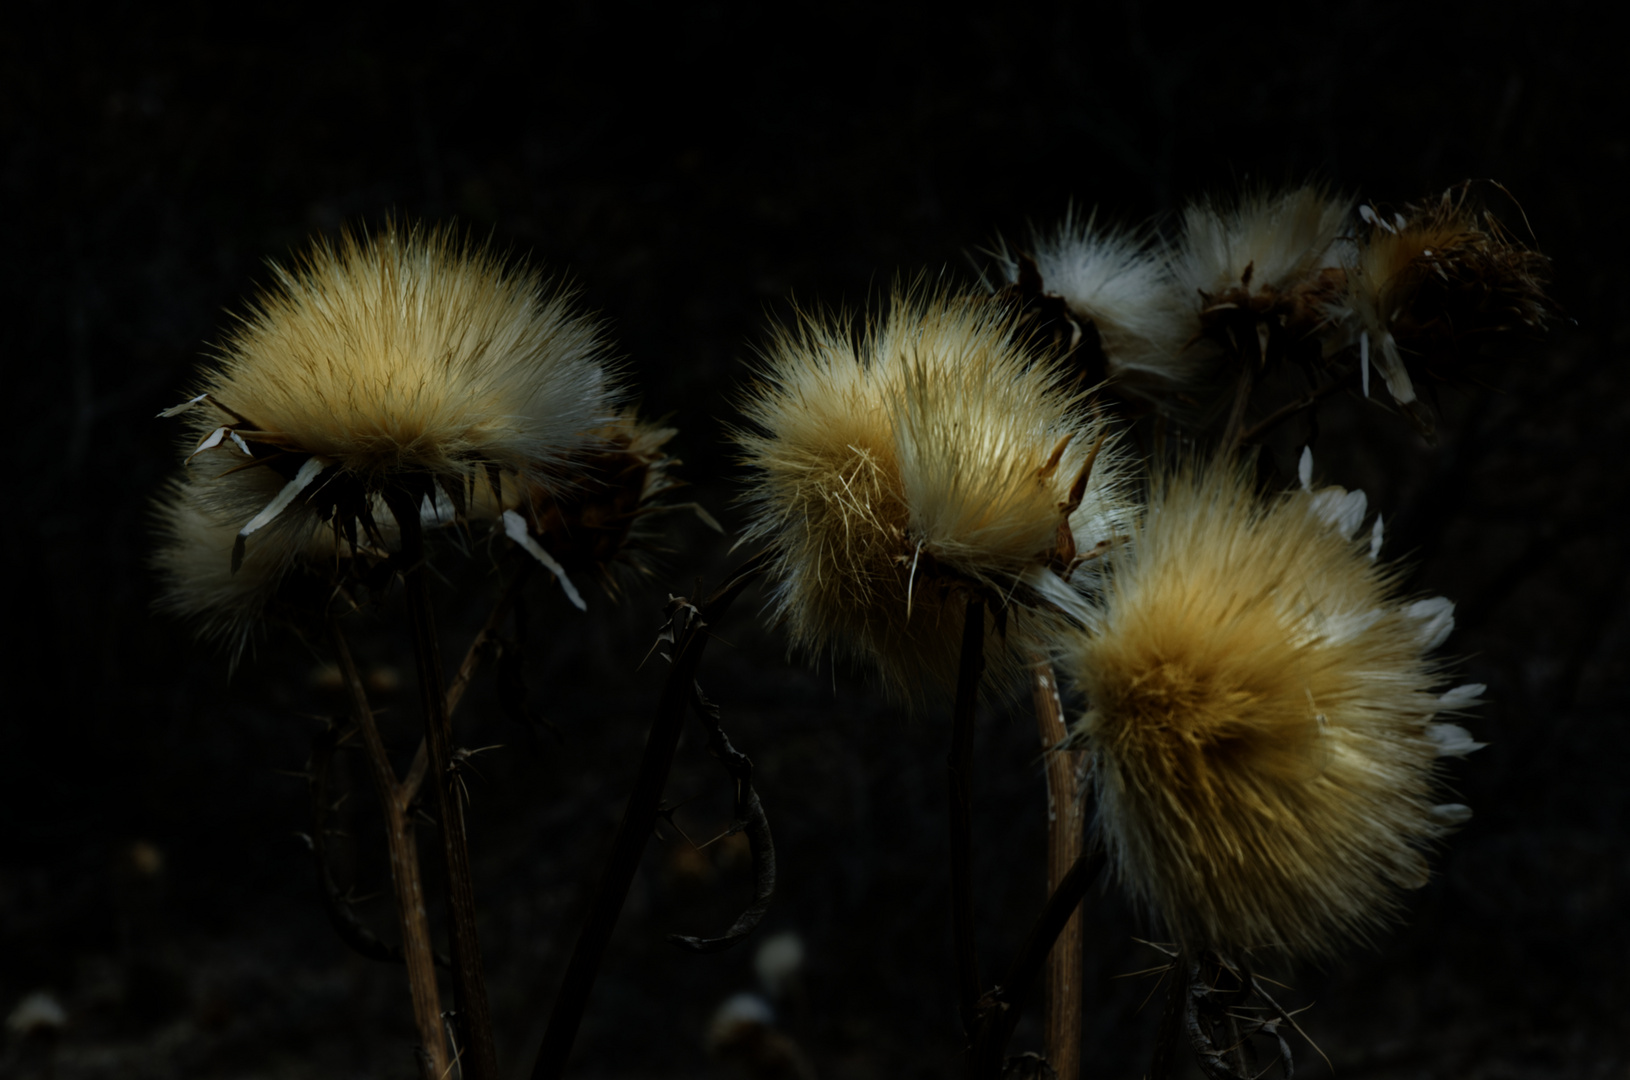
[{"x1": 4, "y1": 3, "x2": 1627, "y2": 1078}]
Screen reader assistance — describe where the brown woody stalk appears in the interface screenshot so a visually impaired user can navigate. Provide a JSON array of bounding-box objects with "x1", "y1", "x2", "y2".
[
  {"x1": 329, "y1": 619, "x2": 449, "y2": 1080},
  {"x1": 1031, "y1": 658, "x2": 1085, "y2": 1080},
  {"x1": 400, "y1": 560, "x2": 499, "y2": 1080}
]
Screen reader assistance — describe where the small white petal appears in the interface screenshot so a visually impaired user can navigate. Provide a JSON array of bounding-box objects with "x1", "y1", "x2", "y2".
[
  {"x1": 1438, "y1": 683, "x2": 1485, "y2": 710},
  {"x1": 1406, "y1": 596, "x2": 1455, "y2": 650},
  {"x1": 1375, "y1": 332, "x2": 1417, "y2": 404},
  {"x1": 157, "y1": 392, "x2": 209, "y2": 418},
  {"x1": 186, "y1": 426, "x2": 230, "y2": 463},
  {"x1": 1311, "y1": 487, "x2": 1367, "y2": 539},
  {"x1": 1426, "y1": 722, "x2": 1487, "y2": 758},
  {"x1": 239, "y1": 456, "x2": 330, "y2": 540},
  {"x1": 1431, "y1": 803, "x2": 1474, "y2": 826},
  {"x1": 1358, "y1": 204, "x2": 1397, "y2": 234},
  {"x1": 1298, "y1": 446, "x2": 1313, "y2": 491},
  {"x1": 227, "y1": 431, "x2": 253, "y2": 456},
  {"x1": 1369, "y1": 514, "x2": 1384, "y2": 561},
  {"x1": 232, "y1": 455, "x2": 332, "y2": 572},
  {"x1": 503, "y1": 510, "x2": 587, "y2": 611}
]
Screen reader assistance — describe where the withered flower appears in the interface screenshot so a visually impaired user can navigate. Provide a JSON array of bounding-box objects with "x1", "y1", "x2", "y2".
[
  {"x1": 158, "y1": 220, "x2": 615, "y2": 578},
  {"x1": 1059, "y1": 454, "x2": 1481, "y2": 959},
  {"x1": 736, "y1": 290, "x2": 1133, "y2": 705},
  {"x1": 1329, "y1": 185, "x2": 1557, "y2": 411}
]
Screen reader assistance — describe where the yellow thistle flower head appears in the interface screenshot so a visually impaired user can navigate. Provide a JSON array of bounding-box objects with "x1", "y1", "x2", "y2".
[
  {"x1": 1058, "y1": 454, "x2": 1482, "y2": 959},
  {"x1": 160, "y1": 220, "x2": 616, "y2": 572},
  {"x1": 735, "y1": 290, "x2": 1134, "y2": 705}
]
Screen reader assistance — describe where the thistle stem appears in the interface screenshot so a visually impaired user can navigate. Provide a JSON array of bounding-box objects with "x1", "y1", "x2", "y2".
[
  {"x1": 531, "y1": 554, "x2": 768, "y2": 1080},
  {"x1": 1031, "y1": 658, "x2": 1085, "y2": 1080},
  {"x1": 402, "y1": 558, "x2": 533, "y2": 807},
  {"x1": 329, "y1": 619, "x2": 448, "y2": 1080},
  {"x1": 401, "y1": 562, "x2": 499, "y2": 1080},
  {"x1": 949, "y1": 596, "x2": 985, "y2": 1036},
  {"x1": 1220, "y1": 362, "x2": 1256, "y2": 455},
  {"x1": 972, "y1": 849, "x2": 1106, "y2": 1077}
]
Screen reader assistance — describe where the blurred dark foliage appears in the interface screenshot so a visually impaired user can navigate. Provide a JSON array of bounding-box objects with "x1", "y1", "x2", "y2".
[{"x1": 3, "y1": 2, "x2": 1626, "y2": 1077}]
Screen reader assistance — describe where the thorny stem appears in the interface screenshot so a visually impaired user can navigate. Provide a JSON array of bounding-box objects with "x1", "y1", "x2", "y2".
[
  {"x1": 329, "y1": 619, "x2": 449, "y2": 1080},
  {"x1": 666, "y1": 684, "x2": 777, "y2": 953},
  {"x1": 531, "y1": 553, "x2": 769, "y2": 1080},
  {"x1": 1030, "y1": 658, "x2": 1085, "y2": 1080},
  {"x1": 402, "y1": 558, "x2": 534, "y2": 806},
  {"x1": 972, "y1": 849, "x2": 1107, "y2": 1077},
  {"x1": 949, "y1": 596, "x2": 986, "y2": 1036},
  {"x1": 385, "y1": 487, "x2": 499, "y2": 1080}
]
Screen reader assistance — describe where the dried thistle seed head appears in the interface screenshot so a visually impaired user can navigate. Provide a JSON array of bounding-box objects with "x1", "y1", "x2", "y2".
[
  {"x1": 1059, "y1": 457, "x2": 1482, "y2": 960},
  {"x1": 736, "y1": 291, "x2": 1134, "y2": 706},
  {"x1": 162, "y1": 220, "x2": 616, "y2": 566},
  {"x1": 506, "y1": 410, "x2": 719, "y2": 602},
  {"x1": 1329, "y1": 185, "x2": 1558, "y2": 409},
  {"x1": 151, "y1": 463, "x2": 378, "y2": 660},
  {"x1": 995, "y1": 210, "x2": 1193, "y2": 390},
  {"x1": 1168, "y1": 185, "x2": 1353, "y2": 375}
]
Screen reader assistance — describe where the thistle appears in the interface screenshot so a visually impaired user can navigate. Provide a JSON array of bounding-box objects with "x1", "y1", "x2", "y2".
[
  {"x1": 151, "y1": 221, "x2": 618, "y2": 1080},
  {"x1": 1168, "y1": 185, "x2": 1352, "y2": 367},
  {"x1": 151, "y1": 467, "x2": 366, "y2": 657},
  {"x1": 735, "y1": 290, "x2": 1133, "y2": 705},
  {"x1": 1328, "y1": 185, "x2": 1557, "y2": 409},
  {"x1": 1059, "y1": 454, "x2": 1481, "y2": 959},
  {"x1": 159, "y1": 220, "x2": 615, "y2": 574},
  {"x1": 504, "y1": 410, "x2": 720, "y2": 606},
  {"x1": 995, "y1": 210, "x2": 1189, "y2": 391}
]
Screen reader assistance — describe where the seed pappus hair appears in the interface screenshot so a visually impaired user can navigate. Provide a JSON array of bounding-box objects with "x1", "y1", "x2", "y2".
[
  {"x1": 1059, "y1": 454, "x2": 1481, "y2": 959},
  {"x1": 160, "y1": 219, "x2": 617, "y2": 572},
  {"x1": 995, "y1": 209, "x2": 1194, "y2": 387},
  {"x1": 735, "y1": 289, "x2": 1134, "y2": 706}
]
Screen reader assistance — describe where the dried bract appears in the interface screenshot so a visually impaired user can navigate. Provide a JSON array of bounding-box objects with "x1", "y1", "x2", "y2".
[
  {"x1": 1168, "y1": 185, "x2": 1352, "y2": 376},
  {"x1": 508, "y1": 411, "x2": 719, "y2": 601}
]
